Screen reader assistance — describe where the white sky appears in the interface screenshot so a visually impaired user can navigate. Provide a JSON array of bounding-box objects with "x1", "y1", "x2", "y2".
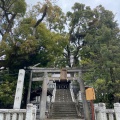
[{"x1": 25, "y1": 0, "x2": 120, "y2": 26}]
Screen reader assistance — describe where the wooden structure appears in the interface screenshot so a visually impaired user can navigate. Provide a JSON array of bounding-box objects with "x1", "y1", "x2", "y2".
[
  {"x1": 86, "y1": 87, "x2": 96, "y2": 120},
  {"x1": 86, "y1": 87, "x2": 95, "y2": 101},
  {"x1": 60, "y1": 68, "x2": 67, "y2": 80}
]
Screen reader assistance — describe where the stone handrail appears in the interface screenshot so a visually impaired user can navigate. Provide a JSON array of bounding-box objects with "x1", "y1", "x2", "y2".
[
  {"x1": 95, "y1": 103, "x2": 120, "y2": 120},
  {"x1": 69, "y1": 83, "x2": 76, "y2": 102},
  {"x1": 51, "y1": 87, "x2": 56, "y2": 102},
  {"x1": 0, "y1": 104, "x2": 36, "y2": 120},
  {"x1": 0, "y1": 109, "x2": 26, "y2": 120},
  {"x1": 70, "y1": 88, "x2": 76, "y2": 102}
]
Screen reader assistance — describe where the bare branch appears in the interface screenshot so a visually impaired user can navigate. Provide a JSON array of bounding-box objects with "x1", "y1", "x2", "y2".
[
  {"x1": 34, "y1": 5, "x2": 47, "y2": 28},
  {"x1": 63, "y1": 53, "x2": 67, "y2": 57},
  {"x1": 0, "y1": 0, "x2": 5, "y2": 10},
  {"x1": 4, "y1": 11, "x2": 10, "y2": 22},
  {"x1": 1, "y1": 0, "x2": 5, "y2": 6},
  {"x1": 0, "y1": 30, "x2": 4, "y2": 36},
  {"x1": 6, "y1": 0, "x2": 16, "y2": 11},
  {"x1": 6, "y1": 13, "x2": 17, "y2": 33}
]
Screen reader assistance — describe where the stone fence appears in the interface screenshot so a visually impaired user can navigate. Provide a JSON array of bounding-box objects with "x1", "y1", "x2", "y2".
[
  {"x1": 0, "y1": 103, "x2": 120, "y2": 120},
  {"x1": 0, "y1": 104, "x2": 36, "y2": 120},
  {"x1": 95, "y1": 103, "x2": 120, "y2": 120}
]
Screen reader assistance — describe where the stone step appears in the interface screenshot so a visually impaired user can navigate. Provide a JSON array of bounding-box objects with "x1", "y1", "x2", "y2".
[
  {"x1": 45, "y1": 118, "x2": 84, "y2": 120},
  {"x1": 50, "y1": 89, "x2": 78, "y2": 119},
  {"x1": 55, "y1": 89, "x2": 72, "y2": 102},
  {"x1": 53, "y1": 102, "x2": 75, "y2": 104},
  {"x1": 51, "y1": 113, "x2": 78, "y2": 117},
  {"x1": 52, "y1": 104, "x2": 75, "y2": 106},
  {"x1": 52, "y1": 105, "x2": 76, "y2": 108},
  {"x1": 49, "y1": 115, "x2": 79, "y2": 118},
  {"x1": 51, "y1": 109, "x2": 77, "y2": 112},
  {"x1": 50, "y1": 116, "x2": 78, "y2": 118},
  {"x1": 52, "y1": 107, "x2": 76, "y2": 110},
  {"x1": 51, "y1": 112, "x2": 77, "y2": 114},
  {"x1": 52, "y1": 108, "x2": 76, "y2": 111},
  {"x1": 52, "y1": 109, "x2": 76, "y2": 111}
]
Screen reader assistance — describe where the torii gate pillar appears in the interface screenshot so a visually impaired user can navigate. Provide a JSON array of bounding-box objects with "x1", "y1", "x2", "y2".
[{"x1": 40, "y1": 72, "x2": 48, "y2": 120}]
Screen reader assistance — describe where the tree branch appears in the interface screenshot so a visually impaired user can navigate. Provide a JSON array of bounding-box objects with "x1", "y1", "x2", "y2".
[
  {"x1": 6, "y1": 0, "x2": 16, "y2": 11},
  {"x1": 0, "y1": 0, "x2": 5, "y2": 10},
  {"x1": 34, "y1": 5, "x2": 47, "y2": 28},
  {"x1": 1, "y1": 0, "x2": 5, "y2": 7},
  {"x1": 4, "y1": 11, "x2": 10, "y2": 22},
  {"x1": 0, "y1": 30, "x2": 4, "y2": 36},
  {"x1": 6, "y1": 13, "x2": 17, "y2": 33}
]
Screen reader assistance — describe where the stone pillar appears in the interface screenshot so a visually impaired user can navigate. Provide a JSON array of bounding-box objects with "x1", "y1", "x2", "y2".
[
  {"x1": 27, "y1": 71, "x2": 32, "y2": 104},
  {"x1": 18, "y1": 113, "x2": 24, "y2": 120},
  {"x1": 70, "y1": 87, "x2": 75, "y2": 102},
  {"x1": 78, "y1": 71, "x2": 91, "y2": 120},
  {"x1": 114, "y1": 103, "x2": 120, "y2": 120},
  {"x1": 78, "y1": 91, "x2": 82, "y2": 101},
  {"x1": 12, "y1": 113, "x2": 17, "y2": 120},
  {"x1": 25, "y1": 104, "x2": 33, "y2": 120},
  {"x1": 33, "y1": 105, "x2": 37, "y2": 120},
  {"x1": 55, "y1": 82, "x2": 56, "y2": 89},
  {"x1": 13, "y1": 69, "x2": 25, "y2": 109},
  {"x1": 108, "y1": 113, "x2": 114, "y2": 120},
  {"x1": 97, "y1": 103, "x2": 107, "y2": 120},
  {"x1": 51, "y1": 83, "x2": 56, "y2": 102},
  {"x1": 40, "y1": 72, "x2": 48, "y2": 120},
  {"x1": 0, "y1": 113, "x2": 4, "y2": 120},
  {"x1": 6, "y1": 113, "x2": 10, "y2": 120},
  {"x1": 94, "y1": 104, "x2": 99, "y2": 120}
]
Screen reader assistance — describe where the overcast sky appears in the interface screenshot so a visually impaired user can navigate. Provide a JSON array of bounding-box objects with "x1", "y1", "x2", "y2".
[
  {"x1": 0, "y1": 0, "x2": 120, "y2": 40},
  {"x1": 25, "y1": 0, "x2": 120, "y2": 26}
]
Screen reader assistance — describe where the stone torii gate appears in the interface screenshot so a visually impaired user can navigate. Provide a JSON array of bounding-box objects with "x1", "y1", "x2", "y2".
[{"x1": 27, "y1": 67, "x2": 91, "y2": 120}]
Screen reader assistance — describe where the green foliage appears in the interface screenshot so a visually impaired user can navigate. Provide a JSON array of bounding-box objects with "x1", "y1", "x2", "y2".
[
  {"x1": 0, "y1": 74, "x2": 17, "y2": 108},
  {"x1": 0, "y1": 0, "x2": 27, "y2": 37},
  {"x1": 81, "y1": 5, "x2": 120, "y2": 106},
  {"x1": 11, "y1": 0, "x2": 26, "y2": 15},
  {"x1": 64, "y1": 3, "x2": 95, "y2": 67}
]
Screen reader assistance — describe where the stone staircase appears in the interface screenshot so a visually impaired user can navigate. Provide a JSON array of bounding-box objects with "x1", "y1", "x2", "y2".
[
  {"x1": 49, "y1": 89, "x2": 79, "y2": 119},
  {"x1": 55, "y1": 89, "x2": 72, "y2": 102}
]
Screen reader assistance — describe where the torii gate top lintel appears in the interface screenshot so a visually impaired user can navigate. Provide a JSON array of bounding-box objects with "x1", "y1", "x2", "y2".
[
  {"x1": 29, "y1": 67, "x2": 81, "y2": 73},
  {"x1": 28, "y1": 67, "x2": 82, "y2": 82}
]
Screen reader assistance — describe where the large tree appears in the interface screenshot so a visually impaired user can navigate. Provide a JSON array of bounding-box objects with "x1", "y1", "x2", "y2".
[
  {"x1": 81, "y1": 5, "x2": 120, "y2": 106},
  {"x1": 0, "y1": 0, "x2": 26, "y2": 36},
  {"x1": 0, "y1": 1, "x2": 67, "y2": 108},
  {"x1": 64, "y1": 3, "x2": 94, "y2": 67},
  {"x1": 62, "y1": 3, "x2": 120, "y2": 106},
  {"x1": 0, "y1": 0, "x2": 27, "y2": 68},
  {"x1": 0, "y1": 0, "x2": 67, "y2": 69}
]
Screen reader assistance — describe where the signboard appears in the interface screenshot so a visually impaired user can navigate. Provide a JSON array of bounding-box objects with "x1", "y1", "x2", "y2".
[
  {"x1": 86, "y1": 87, "x2": 95, "y2": 100},
  {"x1": 60, "y1": 69, "x2": 67, "y2": 80}
]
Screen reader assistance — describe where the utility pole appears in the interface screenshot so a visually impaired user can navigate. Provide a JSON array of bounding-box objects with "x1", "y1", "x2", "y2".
[{"x1": 78, "y1": 71, "x2": 91, "y2": 120}]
